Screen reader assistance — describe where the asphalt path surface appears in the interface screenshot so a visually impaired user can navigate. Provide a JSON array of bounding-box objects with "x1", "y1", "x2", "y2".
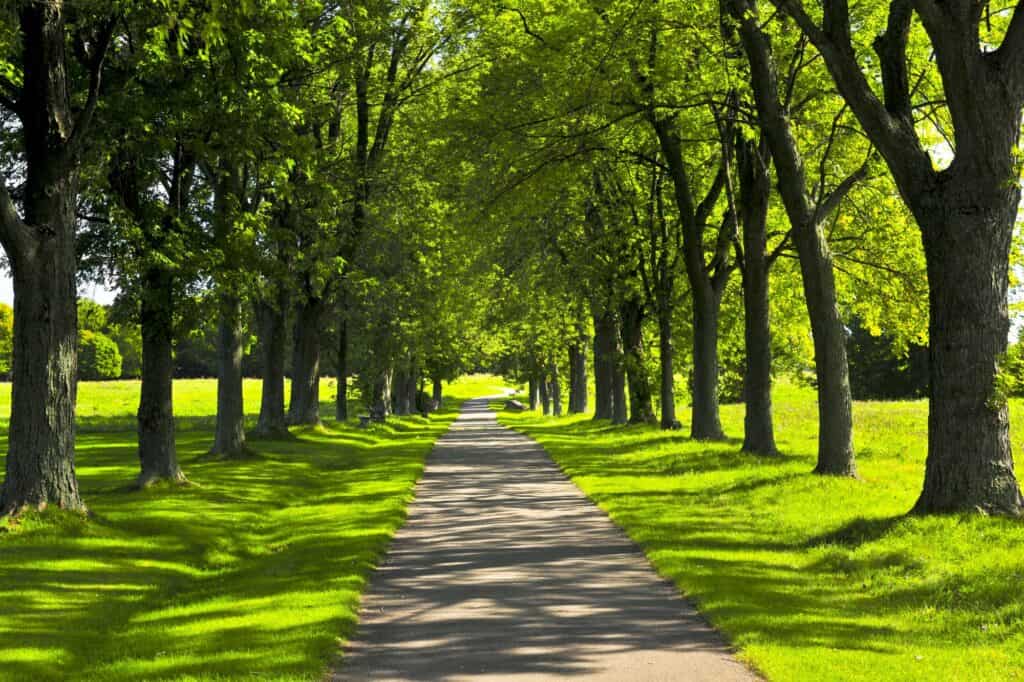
[{"x1": 331, "y1": 398, "x2": 757, "y2": 681}]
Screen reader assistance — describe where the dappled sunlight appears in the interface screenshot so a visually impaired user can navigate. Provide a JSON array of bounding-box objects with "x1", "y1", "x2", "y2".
[
  {"x1": 500, "y1": 385, "x2": 1024, "y2": 681},
  {"x1": 0, "y1": 377, "x2": 521, "y2": 681}
]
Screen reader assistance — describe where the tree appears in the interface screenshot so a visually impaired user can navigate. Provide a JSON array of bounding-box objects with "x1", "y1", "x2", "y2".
[
  {"x1": 78, "y1": 330, "x2": 123, "y2": 380},
  {"x1": 0, "y1": 1, "x2": 118, "y2": 514},
  {"x1": 770, "y1": 0, "x2": 1024, "y2": 513},
  {"x1": 722, "y1": 0, "x2": 864, "y2": 476}
]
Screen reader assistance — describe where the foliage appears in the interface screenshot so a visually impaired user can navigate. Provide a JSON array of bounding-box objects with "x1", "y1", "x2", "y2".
[
  {"x1": 0, "y1": 303, "x2": 11, "y2": 379},
  {"x1": 78, "y1": 331, "x2": 123, "y2": 381},
  {"x1": 847, "y1": 318, "x2": 929, "y2": 400}
]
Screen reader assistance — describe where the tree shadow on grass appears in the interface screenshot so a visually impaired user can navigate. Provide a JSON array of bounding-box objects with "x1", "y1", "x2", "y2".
[
  {"x1": 804, "y1": 515, "x2": 906, "y2": 548},
  {"x1": 0, "y1": 410, "x2": 456, "y2": 682}
]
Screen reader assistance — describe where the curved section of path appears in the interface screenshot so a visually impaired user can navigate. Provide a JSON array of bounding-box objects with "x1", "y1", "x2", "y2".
[{"x1": 331, "y1": 398, "x2": 757, "y2": 681}]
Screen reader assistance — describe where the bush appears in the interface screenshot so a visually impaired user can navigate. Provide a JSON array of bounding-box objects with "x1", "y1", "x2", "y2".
[{"x1": 79, "y1": 330, "x2": 123, "y2": 380}]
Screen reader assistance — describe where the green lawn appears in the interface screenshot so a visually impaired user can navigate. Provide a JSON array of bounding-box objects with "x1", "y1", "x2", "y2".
[
  {"x1": 0, "y1": 374, "x2": 508, "y2": 682},
  {"x1": 499, "y1": 382, "x2": 1024, "y2": 682}
]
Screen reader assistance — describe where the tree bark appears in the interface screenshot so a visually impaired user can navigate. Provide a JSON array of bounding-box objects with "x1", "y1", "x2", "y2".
[
  {"x1": 137, "y1": 266, "x2": 185, "y2": 487},
  {"x1": 691, "y1": 289, "x2": 725, "y2": 439},
  {"x1": 254, "y1": 295, "x2": 288, "y2": 438},
  {"x1": 796, "y1": 224, "x2": 856, "y2": 475},
  {"x1": 336, "y1": 315, "x2": 349, "y2": 421},
  {"x1": 569, "y1": 340, "x2": 588, "y2": 414},
  {"x1": 407, "y1": 366, "x2": 420, "y2": 414},
  {"x1": 433, "y1": 378, "x2": 443, "y2": 406},
  {"x1": 210, "y1": 293, "x2": 246, "y2": 457},
  {"x1": 551, "y1": 362, "x2": 563, "y2": 417},
  {"x1": 738, "y1": 138, "x2": 778, "y2": 455},
  {"x1": 612, "y1": 321, "x2": 628, "y2": 425},
  {"x1": 657, "y1": 308, "x2": 681, "y2": 430},
  {"x1": 2, "y1": 215, "x2": 84, "y2": 510},
  {"x1": 371, "y1": 368, "x2": 393, "y2": 419},
  {"x1": 568, "y1": 345, "x2": 579, "y2": 412},
  {"x1": 0, "y1": 2, "x2": 105, "y2": 514},
  {"x1": 393, "y1": 368, "x2": 411, "y2": 416},
  {"x1": 208, "y1": 163, "x2": 247, "y2": 457},
  {"x1": 528, "y1": 377, "x2": 539, "y2": 411},
  {"x1": 620, "y1": 297, "x2": 657, "y2": 425},
  {"x1": 540, "y1": 373, "x2": 551, "y2": 416},
  {"x1": 287, "y1": 297, "x2": 323, "y2": 426},
  {"x1": 592, "y1": 310, "x2": 616, "y2": 419},
  {"x1": 914, "y1": 193, "x2": 1024, "y2": 514}
]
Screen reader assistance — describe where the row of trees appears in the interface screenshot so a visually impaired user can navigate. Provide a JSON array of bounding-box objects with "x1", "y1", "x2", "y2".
[
  {"x1": 1, "y1": 0, "x2": 1023, "y2": 517},
  {"x1": 460, "y1": 0, "x2": 1024, "y2": 515},
  {"x1": 0, "y1": 1, "x2": 489, "y2": 513}
]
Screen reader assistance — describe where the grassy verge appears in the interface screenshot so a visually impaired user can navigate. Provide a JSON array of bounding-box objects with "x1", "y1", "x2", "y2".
[
  {"x1": 499, "y1": 382, "x2": 1024, "y2": 682},
  {"x1": 0, "y1": 374, "x2": 507, "y2": 682}
]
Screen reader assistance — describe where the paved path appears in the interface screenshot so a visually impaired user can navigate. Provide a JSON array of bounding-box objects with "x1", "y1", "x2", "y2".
[{"x1": 331, "y1": 398, "x2": 757, "y2": 681}]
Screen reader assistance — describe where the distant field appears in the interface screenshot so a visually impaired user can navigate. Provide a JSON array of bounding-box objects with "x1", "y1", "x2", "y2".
[
  {"x1": 0, "y1": 374, "x2": 510, "y2": 682},
  {"x1": 0, "y1": 374, "x2": 512, "y2": 432},
  {"x1": 500, "y1": 382, "x2": 1024, "y2": 682}
]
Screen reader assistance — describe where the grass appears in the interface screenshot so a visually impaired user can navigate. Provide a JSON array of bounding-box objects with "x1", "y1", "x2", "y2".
[
  {"x1": 498, "y1": 381, "x2": 1024, "y2": 682},
  {"x1": 0, "y1": 373, "x2": 509, "y2": 682}
]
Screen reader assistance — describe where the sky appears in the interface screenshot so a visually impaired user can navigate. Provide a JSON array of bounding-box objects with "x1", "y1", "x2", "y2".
[{"x1": 0, "y1": 276, "x2": 118, "y2": 306}]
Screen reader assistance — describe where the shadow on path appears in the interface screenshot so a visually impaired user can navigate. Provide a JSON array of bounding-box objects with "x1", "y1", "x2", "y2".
[{"x1": 330, "y1": 399, "x2": 757, "y2": 681}]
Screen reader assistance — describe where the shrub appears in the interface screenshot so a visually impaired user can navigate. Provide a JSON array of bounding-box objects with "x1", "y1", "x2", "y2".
[{"x1": 79, "y1": 330, "x2": 123, "y2": 380}]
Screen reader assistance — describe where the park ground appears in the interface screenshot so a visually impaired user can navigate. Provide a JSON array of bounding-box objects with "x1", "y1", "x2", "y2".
[
  {"x1": 0, "y1": 375, "x2": 508, "y2": 682},
  {"x1": 1, "y1": 378, "x2": 1022, "y2": 681},
  {"x1": 499, "y1": 382, "x2": 1024, "y2": 681}
]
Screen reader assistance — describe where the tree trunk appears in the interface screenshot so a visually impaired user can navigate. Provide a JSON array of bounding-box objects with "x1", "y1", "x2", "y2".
[
  {"x1": 551, "y1": 362, "x2": 563, "y2": 417},
  {"x1": 795, "y1": 222, "x2": 857, "y2": 476},
  {"x1": 569, "y1": 341, "x2": 588, "y2": 414},
  {"x1": 540, "y1": 374, "x2": 551, "y2": 416},
  {"x1": 592, "y1": 310, "x2": 616, "y2": 419},
  {"x1": 691, "y1": 290, "x2": 725, "y2": 439},
  {"x1": 287, "y1": 297, "x2": 323, "y2": 426},
  {"x1": 914, "y1": 195, "x2": 1024, "y2": 514},
  {"x1": 738, "y1": 138, "x2": 778, "y2": 456},
  {"x1": 255, "y1": 295, "x2": 287, "y2": 438},
  {"x1": 729, "y1": 3, "x2": 855, "y2": 476},
  {"x1": 2, "y1": 215, "x2": 84, "y2": 511},
  {"x1": 528, "y1": 377, "x2": 539, "y2": 411},
  {"x1": 336, "y1": 314, "x2": 349, "y2": 421},
  {"x1": 407, "y1": 367, "x2": 420, "y2": 414},
  {"x1": 393, "y1": 368, "x2": 410, "y2": 416},
  {"x1": 136, "y1": 267, "x2": 185, "y2": 488},
  {"x1": 210, "y1": 293, "x2": 246, "y2": 457},
  {"x1": 568, "y1": 346, "x2": 578, "y2": 412},
  {"x1": 0, "y1": 3, "x2": 92, "y2": 514},
  {"x1": 612, "y1": 324, "x2": 628, "y2": 426},
  {"x1": 620, "y1": 297, "x2": 656, "y2": 425},
  {"x1": 657, "y1": 308, "x2": 680, "y2": 430},
  {"x1": 432, "y1": 378, "x2": 443, "y2": 409},
  {"x1": 372, "y1": 368, "x2": 393, "y2": 418}
]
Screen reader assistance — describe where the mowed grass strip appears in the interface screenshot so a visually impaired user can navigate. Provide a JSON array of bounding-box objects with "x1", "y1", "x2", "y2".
[
  {"x1": 0, "y1": 374, "x2": 508, "y2": 682},
  {"x1": 499, "y1": 382, "x2": 1024, "y2": 682}
]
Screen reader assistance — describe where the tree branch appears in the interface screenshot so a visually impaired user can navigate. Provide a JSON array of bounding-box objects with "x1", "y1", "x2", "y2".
[
  {"x1": 69, "y1": 15, "x2": 118, "y2": 155},
  {"x1": 996, "y1": 0, "x2": 1024, "y2": 97},
  {"x1": 816, "y1": 162, "x2": 868, "y2": 222},
  {"x1": 0, "y1": 180, "x2": 32, "y2": 260},
  {"x1": 499, "y1": 6, "x2": 547, "y2": 46},
  {"x1": 769, "y1": 0, "x2": 933, "y2": 195},
  {"x1": 872, "y1": 0, "x2": 913, "y2": 120}
]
